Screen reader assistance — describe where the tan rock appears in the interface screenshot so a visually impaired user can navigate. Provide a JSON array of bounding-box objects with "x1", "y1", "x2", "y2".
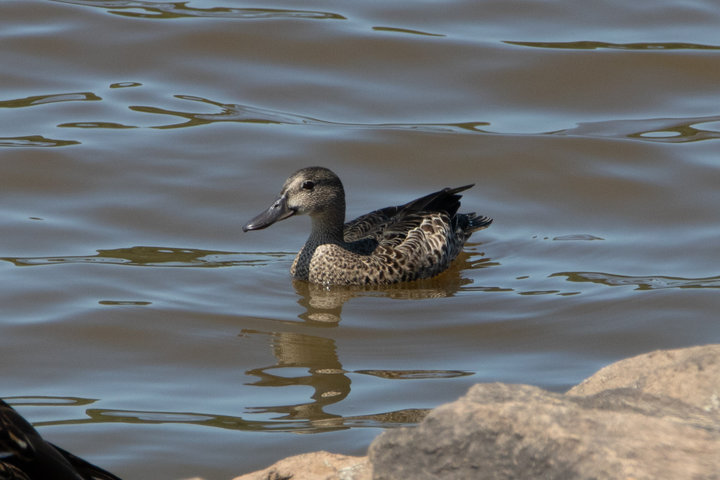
[
  {"x1": 232, "y1": 451, "x2": 371, "y2": 480},
  {"x1": 568, "y1": 344, "x2": 720, "y2": 413},
  {"x1": 369, "y1": 382, "x2": 720, "y2": 480}
]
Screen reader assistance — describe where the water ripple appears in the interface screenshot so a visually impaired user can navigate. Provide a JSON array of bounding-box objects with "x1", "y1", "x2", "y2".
[
  {"x1": 58, "y1": 121, "x2": 136, "y2": 129},
  {"x1": 6, "y1": 88, "x2": 720, "y2": 146},
  {"x1": 0, "y1": 92, "x2": 101, "y2": 109},
  {"x1": 552, "y1": 272, "x2": 720, "y2": 290},
  {"x1": 129, "y1": 94, "x2": 492, "y2": 133},
  {"x1": 124, "y1": 95, "x2": 720, "y2": 143},
  {"x1": 355, "y1": 369, "x2": 473, "y2": 380},
  {"x1": 4, "y1": 396, "x2": 97, "y2": 407},
  {"x1": 1, "y1": 246, "x2": 291, "y2": 268},
  {"x1": 372, "y1": 26, "x2": 445, "y2": 37},
  {"x1": 33, "y1": 406, "x2": 426, "y2": 433},
  {"x1": 4, "y1": 396, "x2": 429, "y2": 433},
  {"x1": 50, "y1": 0, "x2": 346, "y2": 21},
  {"x1": 0, "y1": 135, "x2": 80, "y2": 147},
  {"x1": 553, "y1": 234, "x2": 605, "y2": 241},
  {"x1": 551, "y1": 115, "x2": 720, "y2": 143},
  {"x1": 505, "y1": 40, "x2": 720, "y2": 51}
]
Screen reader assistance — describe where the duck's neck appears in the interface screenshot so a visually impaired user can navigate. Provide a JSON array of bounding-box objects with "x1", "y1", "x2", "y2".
[{"x1": 307, "y1": 210, "x2": 345, "y2": 246}]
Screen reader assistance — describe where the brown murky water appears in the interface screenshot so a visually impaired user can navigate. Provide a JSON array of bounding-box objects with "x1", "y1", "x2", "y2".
[{"x1": 2, "y1": 1, "x2": 720, "y2": 478}]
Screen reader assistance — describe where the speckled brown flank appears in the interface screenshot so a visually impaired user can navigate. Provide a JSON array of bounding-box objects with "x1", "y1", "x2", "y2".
[{"x1": 244, "y1": 167, "x2": 492, "y2": 286}]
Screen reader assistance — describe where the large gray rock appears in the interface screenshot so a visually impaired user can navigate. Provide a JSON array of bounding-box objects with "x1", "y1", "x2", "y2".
[
  {"x1": 369, "y1": 382, "x2": 720, "y2": 479},
  {"x1": 567, "y1": 343, "x2": 720, "y2": 413},
  {"x1": 235, "y1": 344, "x2": 720, "y2": 480},
  {"x1": 370, "y1": 344, "x2": 720, "y2": 480}
]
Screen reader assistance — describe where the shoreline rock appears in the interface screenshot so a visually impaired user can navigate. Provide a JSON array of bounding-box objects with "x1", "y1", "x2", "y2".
[
  {"x1": 234, "y1": 344, "x2": 720, "y2": 480},
  {"x1": 232, "y1": 451, "x2": 370, "y2": 480}
]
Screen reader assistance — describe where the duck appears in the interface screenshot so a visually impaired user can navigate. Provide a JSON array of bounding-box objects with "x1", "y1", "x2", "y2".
[
  {"x1": 0, "y1": 399, "x2": 121, "y2": 480},
  {"x1": 243, "y1": 166, "x2": 492, "y2": 285}
]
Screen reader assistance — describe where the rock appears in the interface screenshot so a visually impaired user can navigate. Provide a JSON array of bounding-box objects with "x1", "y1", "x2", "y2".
[
  {"x1": 237, "y1": 344, "x2": 720, "y2": 480},
  {"x1": 568, "y1": 343, "x2": 720, "y2": 413},
  {"x1": 231, "y1": 451, "x2": 371, "y2": 480},
  {"x1": 369, "y1": 382, "x2": 720, "y2": 480}
]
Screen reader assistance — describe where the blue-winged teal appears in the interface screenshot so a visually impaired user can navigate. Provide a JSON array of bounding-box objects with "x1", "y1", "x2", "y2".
[
  {"x1": 0, "y1": 399, "x2": 121, "y2": 480},
  {"x1": 243, "y1": 167, "x2": 492, "y2": 285}
]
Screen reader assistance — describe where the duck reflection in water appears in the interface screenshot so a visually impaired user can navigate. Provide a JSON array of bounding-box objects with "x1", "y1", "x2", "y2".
[
  {"x1": 242, "y1": 329, "x2": 351, "y2": 429},
  {"x1": 242, "y1": 327, "x2": 460, "y2": 430}
]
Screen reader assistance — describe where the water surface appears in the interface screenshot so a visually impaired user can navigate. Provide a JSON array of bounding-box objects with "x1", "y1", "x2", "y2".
[{"x1": 1, "y1": 1, "x2": 719, "y2": 478}]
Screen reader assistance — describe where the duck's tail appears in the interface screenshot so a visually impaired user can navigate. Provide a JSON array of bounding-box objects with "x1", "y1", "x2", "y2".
[{"x1": 459, "y1": 213, "x2": 493, "y2": 233}]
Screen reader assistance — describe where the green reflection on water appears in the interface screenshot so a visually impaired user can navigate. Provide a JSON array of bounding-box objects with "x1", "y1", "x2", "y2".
[
  {"x1": 552, "y1": 271, "x2": 720, "y2": 290},
  {"x1": 49, "y1": 0, "x2": 346, "y2": 21},
  {"x1": 1, "y1": 246, "x2": 285, "y2": 268},
  {"x1": 0, "y1": 135, "x2": 80, "y2": 147},
  {"x1": 505, "y1": 40, "x2": 720, "y2": 50}
]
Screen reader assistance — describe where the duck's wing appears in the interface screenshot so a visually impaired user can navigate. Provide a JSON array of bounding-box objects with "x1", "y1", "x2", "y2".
[
  {"x1": 343, "y1": 205, "x2": 398, "y2": 243},
  {"x1": 49, "y1": 444, "x2": 121, "y2": 480},
  {"x1": 0, "y1": 400, "x2": 121, "y2": 480},
  {"x1": 343, "y1": 185, "x2": 475, "y2": 244},
  {"x1": 1, "y1": 401, "x2": 35, "y2": 464}
]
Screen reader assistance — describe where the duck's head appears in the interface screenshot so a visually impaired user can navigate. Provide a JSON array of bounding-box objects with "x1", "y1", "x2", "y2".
[{"x1": 243, "y1": 166, "x2": 345, "y2": 232}]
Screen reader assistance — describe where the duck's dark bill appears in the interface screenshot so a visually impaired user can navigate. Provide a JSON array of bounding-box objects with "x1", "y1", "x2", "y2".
[{"x1": 243, "y1": 193, "x2": 295, "y2": 231}]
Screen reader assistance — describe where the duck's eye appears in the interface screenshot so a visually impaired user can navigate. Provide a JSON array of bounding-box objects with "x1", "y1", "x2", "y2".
[{"x1": 301, "y1": 180, "x2": 315, "y2": 191}]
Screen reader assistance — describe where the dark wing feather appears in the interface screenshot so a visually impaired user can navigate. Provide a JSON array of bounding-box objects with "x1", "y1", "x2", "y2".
[
  {"x1": 343, "y1": 205, "x2": 399, "y2": 243},
  {"x1": 0, "y1": 462, "x2": 31, "y2": 480},
  {"x1": 404, "y1": 184, "x2": 473, "y2": 218},
  {"x1": 0, "y1": 400, "x2": 121, "y2": 480},
  {"x1": 49, "y1": 444, "x2": 121, "y2": 480},
  {"x1": 343, "y1": 184, "x2": 475, "y2": 247},
  {"x1": 1, "y1": 400, "x2": 40, "y2": 464}
]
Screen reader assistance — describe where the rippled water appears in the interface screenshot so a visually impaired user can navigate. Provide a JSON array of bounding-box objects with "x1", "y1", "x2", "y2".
[{"x1": 2, "y1": 1, "x2": 719, "y2": 478}]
